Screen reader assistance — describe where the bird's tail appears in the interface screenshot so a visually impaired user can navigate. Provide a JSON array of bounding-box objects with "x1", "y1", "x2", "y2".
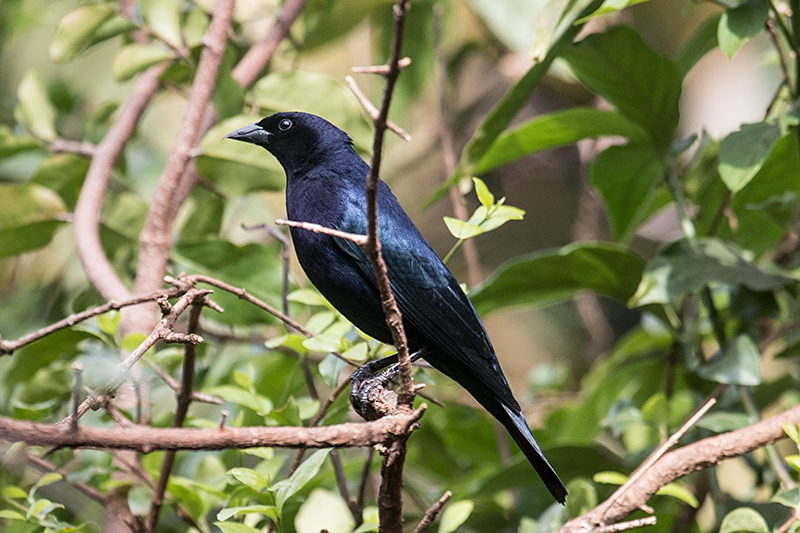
[{"x1": 500, "y1": 403, "x2": 568, "y2": 504}]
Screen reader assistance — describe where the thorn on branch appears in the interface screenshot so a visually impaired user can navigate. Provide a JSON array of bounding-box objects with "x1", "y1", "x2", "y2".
[
  {"x1": 218, "y1": 410, "x2": 229, "y2": 429},
  {"x1": 351, "y1": 57, "x2": 412, "y2": 75}
]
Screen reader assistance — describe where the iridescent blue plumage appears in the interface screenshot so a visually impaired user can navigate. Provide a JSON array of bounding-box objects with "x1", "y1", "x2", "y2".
[{"x1": 226, "y1": 112, "x2": 567, "y2": 503}]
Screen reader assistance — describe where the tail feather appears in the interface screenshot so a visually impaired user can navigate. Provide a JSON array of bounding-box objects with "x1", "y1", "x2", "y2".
[{"x1": 501, "y1": 403, "x2": 567, "y2": 504}]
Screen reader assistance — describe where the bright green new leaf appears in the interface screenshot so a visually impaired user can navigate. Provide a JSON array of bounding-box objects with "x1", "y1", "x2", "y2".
[
  {"x1": 561, "y1": 26, "x2": 681, "y2": 154},
  {"x1": 0, "y1": 510, "x2": 25, "y2": 520},
  {"x1": 657, "y1": 482, "x2": 699, "y2": 507},
  {"x1": 784, "y1": 423, "x2": 800, "y2": 444},
  {"x1": 697, "y1": 334, "x2": 761, "y2": 386},
  {"x1": 719, "y1": 507, "x2": 769, "y2": 533},
  {"x1": 217, "y1": 505, "x2": 279, "y2": 522},
  {"x1": 444, "y1": 217, "x2": 484, "y2": 239},
  {"x1": 438, "y1": 500, "x2": 474, "y2": 533},
  {"x1": 49, "y1": 4, "x2": 116, "y2": 62},
  {"x1": 718, "y1": 0, "x2": 769, "y2": 59},
  {"x1": 214, "y1": 522, "x2": 263, "y2": 533},
  {"x1": 631, "y1": 238, "x2": 794, "y2": 306},
  {"x1": 33, "y1": 472, "x2": 63, "y2": 490},
  {"x1": 593, "y1": 471, "x2": 628, "y2": 485},
  {"x1": 140, "y1": 0, "x2": 183, "y2": 49},
  {"x1": 475, "y1": 108, "x2": 650, "y2": 176},
  {"x1": 1, "y1": 486, "x2": 27, "y2": 499},
  {"x1": 295, "y1": 489, "x2": 355, "y2": 533},
  {"x1": 227, "y1": 467, "x2": 269, "y2": 491},
  {"x1": 272, "y1": 448, "x2": 331, "y2": 510},
  {"x1": 112, "y1": 43, "x2": 175, "y2": 81},
  {"x1": 470, "y1": 242, "x2": 645, "y2": 315},
  {"x1": 577, "y1": 0, "x2": 653, "y2": 23},
  {"x1": 718, "y1": 122, "x2": 782, "y2": 193},
  {"x1": 15, "y1": 70, "x2": 57, "y2": 141},
  {"x1": 473, "y1": 178, "x2": 494, "y2": 208}
]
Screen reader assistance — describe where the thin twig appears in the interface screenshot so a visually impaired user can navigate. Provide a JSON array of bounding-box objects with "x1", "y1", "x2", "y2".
[
  {"x1": 0, "y1": 288, "x2": 180, "y2": 355},
  {"x1": 142, "y1": 357, "x2": 222, "y2": 405},
  {"x1": 346, "y1": 76, "x2": 412, "y2": 141},
  {"x1": 26, "y1": 454, "x2": 107, "y2": 505},
  {"x1": 775, "y1": 507, "x2": 800, "y2": 533},
  {"x1": 601, "y1": 389, "x2": 721, "y2": 520},
  {"x1": 351, "y1": 57, "x2": 412, "y2": 75},
  {"x1": 70, "y1": 363, "x2": 84, "y2": 432},
  {"x1": 590, "y1": 517, "x2": 657, "y2": 533},
  {"x1": 145, "y1": 301, "x2": 204, "y2": 532},
  {"x1": 48, "y1": 139, "x2": 96, "y2": 157},
  {"x1": 275, "y1": 218, "x2": 368, "y2": 246},
  {"x1": 412, "y1": 491, "x2": 451, "y2": 533}
]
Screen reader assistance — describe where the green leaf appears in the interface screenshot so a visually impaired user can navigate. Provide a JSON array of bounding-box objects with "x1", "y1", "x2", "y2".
[
  {"x1": 295, "y1": 488, "x2": 356, "y2": 533},
  {"x1": 630, "y1": 238, "x2": 794, "y2": 306},
  {"x1": 0, "y1": 183, "x2": 67, "y2": 258},
  {"x1": 657, "y1": 482, "x2": 699, "y2": 507},
  {"x1": 438, "y1": 500, "x2": 474, "y2": 533},
  {"x1": 31, "y1": 153, "x2": 90, "y2": 210},
  {"x1": 473, "y1": 178, "x2": 494, "y2": 208},
  {"x1": 444, "y1": 217, "x2": 484, "y2": 239},
  {"x1": 577, "y1": 0, "x2": 653, "y2": 22},
  {"x1": 288, "y1": 289, "x2": 331, "y2": 307},
  {"x1": 718, "y1": 121, "x2": 782, "y2": 193},
  {"x1": 561, "y1": 25, "x2": 681, "y2": 153},
  {"x1": 697, "y1": 411, "x2": 752, "y2": 432},
  {"x1": 475, "y1": 108, "x2": 650, "y2": 176},
  {"x1": 214, "y1": 522, "x2": 263, "y2": 533},
  {"x1": 593, "y1": 471, "x2": 629, "y2": 485},
  {"x1": 2, "y1": 486, "x2": 27, "y2": 499},
  {"x1": 675, "y1": 13, "x2": 722, "y2": 78},
  {"x1": 227, "y1": 467, "x2": 269, "y2": 491},
  {"x1": 97, "y1": 311, "x2": 120, "y2": 337},
  {"x1": 112, "y1": 43, "x2": 175, "y2": 81},
  {"x1": 272, "y1": 448, "x2": 331, "y2": 510},
  {"x1": 718, "y1": 0, "x2": 769, "y2": 59},
  {"x1": 217, "y1": 505, "x2": 279, "y2": 522},
  {"x1": 252, "y1": 71, "x2": 373, "y2": 151},
  {"x1": 784, "y1": 423, "x2": 800, "y2": 444},
  {"x1": 34, "y1": 472, "x2": 63, "y2": 490},
  {"x1": 719, "y1": 507, "x2": 769, "y2": 533},
  {"x1": 15, "y1": 70, "x2": 57, "y2": 141},
  {"x1": 590, "y1": 143, "x2": 663, "y2": 240},
  {"x1": 564, "y1": 478, "x2": 597, "y2": 519},
  {"x1": 319, "y1": 353, "x2": 347, "y2": 388},
  {"x1": 479, "y1": 204, "x2": 525, "y2": 232},
  {"x1": 697, "y1": 334, "x2": 761, "y2": 386},
  {"x1": 0, "y1": 125, "x2": 41, "y2": 159},
  {"x1": 140, "y1": 0, "x2": 183, "y2": 49},
  {"x1": 470, "y1": 242, "x2": 645, "y2": 315},
  {"x1": 424, "y1": 0, "x2": 605, "y2": 208},
  {"x1": 49, "y1": 4, "x2": 116, "y2": 62},
  {"x1": 772, "y1": 486, "x2": 800, "y2": 508},
  {"x1": 205, "y1": 385, "x2": 273, "y2": 415}
]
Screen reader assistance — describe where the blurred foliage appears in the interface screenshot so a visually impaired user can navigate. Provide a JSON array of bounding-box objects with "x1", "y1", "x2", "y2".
[{"x1": 0, "y1": 0, "x2": 799, "y2": 532}]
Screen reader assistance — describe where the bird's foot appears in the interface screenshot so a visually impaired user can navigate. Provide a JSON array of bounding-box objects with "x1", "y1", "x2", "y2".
[{"x1": 349, "y1": 357, "x2": 400, "y2": 421}]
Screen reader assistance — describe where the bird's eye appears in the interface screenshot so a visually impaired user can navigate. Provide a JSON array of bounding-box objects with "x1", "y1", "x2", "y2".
[{"x1": 278, "y1": 118, "x2": 293, "y2": 132}]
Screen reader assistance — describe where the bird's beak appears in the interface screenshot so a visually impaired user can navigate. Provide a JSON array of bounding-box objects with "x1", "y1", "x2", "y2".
[{"x1": 225, "y1": 122, "x2": 272, "y2": 145}]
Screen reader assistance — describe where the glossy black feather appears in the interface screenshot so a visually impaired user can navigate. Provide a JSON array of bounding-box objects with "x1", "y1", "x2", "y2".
[{"x1": 226, "y1": 112, "x2": 567, "y2": 503}]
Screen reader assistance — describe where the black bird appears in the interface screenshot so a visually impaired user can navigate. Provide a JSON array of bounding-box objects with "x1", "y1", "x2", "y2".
[{"x1": 226, "y1": 112, "x2": 567, "y2": 503}]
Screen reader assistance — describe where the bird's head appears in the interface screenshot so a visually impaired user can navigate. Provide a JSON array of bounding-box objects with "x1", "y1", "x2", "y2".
[{"x1": 225, "y1": 112, "x2": 354, "y2": 176}]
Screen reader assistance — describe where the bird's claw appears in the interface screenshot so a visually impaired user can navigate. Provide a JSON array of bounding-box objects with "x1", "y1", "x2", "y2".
[{"x1": 349, "y1": 358, "x2": 400, "y2": 421}]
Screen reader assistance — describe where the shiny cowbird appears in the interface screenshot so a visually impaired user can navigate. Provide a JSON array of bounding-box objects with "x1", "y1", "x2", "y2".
[{"x1": 226, "y1": 112, "x2": 567, "y2": 503}]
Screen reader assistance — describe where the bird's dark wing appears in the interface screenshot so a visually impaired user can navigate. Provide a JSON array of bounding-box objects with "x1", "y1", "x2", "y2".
[{"x1": 333, "y1": 185, "x2": 519, "y2": 409}]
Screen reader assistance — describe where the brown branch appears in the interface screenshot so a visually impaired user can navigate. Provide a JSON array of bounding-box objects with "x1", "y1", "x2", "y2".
[
  {"x1": 412, "y1": 491, "x2": 451, "y2": 533},
  {"x1": 361, "y1": 3, "x2": 412, "y2": 532},
  {"x1": 275, "y1": 218, "x2": 368, "y2": 245},
  {"x1": 0, "y1": 288, "x2": 180, "y2": 355},
  {"x1": 26, "y1": 453, "x2": 107, "y2": 505},
  {"x1": 345, "y1": 76, "x2": 412, "y2": 141},
  {"x1": 590, "y1": 517, "x2": 657, "y2": 533},
  {"x1": 74, "y1": 63, "x2": 167, "y2": 301},
  {"x1": 57, "y1": 288, "x2": 209, "y2": 428},
  {"x1": 48, "y1": 138, "x2": 95, "y2": 157},
  {"x1": 145, "y1": 301, "x2": 203, "y2": 532},
  {"x1": 555, "y1": 403, "x2": 800, "y2": 533},
  {"x1": 0, "y1": 407, "x2": 426, "y2": 451},
  {"x1": 131, "y1": 0, "x2": 234, "y2": 337},
  {"x1": 142, "y1": 357, "x2": 223, "y2": 405}
]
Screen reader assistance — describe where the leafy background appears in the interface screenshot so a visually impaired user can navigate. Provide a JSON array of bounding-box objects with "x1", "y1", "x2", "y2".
[{"x1": 0, "y1": 0, "x2": 799, "y2": 531}]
